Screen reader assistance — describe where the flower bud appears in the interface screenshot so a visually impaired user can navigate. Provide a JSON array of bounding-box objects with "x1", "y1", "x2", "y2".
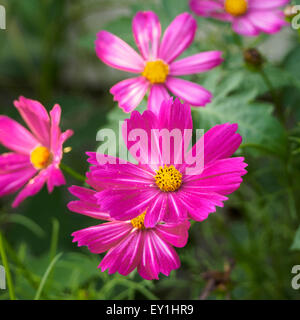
[{"x1": 243, "y1": 48, "x2": 264, "y2": 70}]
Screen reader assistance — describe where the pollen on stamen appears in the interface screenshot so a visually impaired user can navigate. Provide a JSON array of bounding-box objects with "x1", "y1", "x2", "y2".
[
  {"x1": 225, "y1": 0, "x2": 248, "y2": 16},
  {"x1": 131, "y1": 212, "x2": 146, "y2": 230},
  {"x1": 142, "y1": 60, "x2": 169, "y2": 84},
  {"x1": 155, "y1": 165, "x2": 182, "y2": 192},
  {"x1": 30, "y1": 146, "x2": 52, "y2": 170}
]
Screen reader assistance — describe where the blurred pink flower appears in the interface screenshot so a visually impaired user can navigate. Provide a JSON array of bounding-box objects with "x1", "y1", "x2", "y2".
[
  {"x1": 0, "y1": 96, "x2": 73, "y2": 207},
  {"x1": 189, "y1": 0, "x2": 289, "y2": 36},
  {"x1": 95, "y1": 11, "x2": 223, "y2": 113},
  {"x1": 69, "y1": 185, "x2": 190, "y2": 280},
  {"x1": 87, "y1": 98, "x2": 247, "y2": 228}
]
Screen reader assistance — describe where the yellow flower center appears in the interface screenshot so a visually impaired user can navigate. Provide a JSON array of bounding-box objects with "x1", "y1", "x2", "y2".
[
  {"x1": 30, "y1": 146, "x2": 52, "y2": 170},
  {"x1": 131, "y1": 212, "x2": 146, "y2": 230},
  {"x1": 142, "y1": 60, "x2": 169, "y2": 84},
  {"x1": 225, "y1": 0, "x2": 248, "y2": 16},
  {"x1": 155, "y1": 165, "x2": 182, "y2": 192}
]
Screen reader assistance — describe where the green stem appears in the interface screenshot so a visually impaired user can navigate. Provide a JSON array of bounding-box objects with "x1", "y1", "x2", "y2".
[
  {"x1": 0, "y1": 232, "x2": 16, "y2": 300},
  {"x1": 232, "y1": 31, "x2": 243, "y2": 49},
  {"x1": 49, "y1": 219, "x2": 60, "y2": 262},
  {"x1": 4, "y1": 239, "x2": 41, "y2": 292},
  {"x1": 34, "y1": 253, "x2": 62, "y2": 300},
  {"x1": 259, "y1": 68, "x2": 285, "y2": 124},
  {"x1": 60, "y1": 163, "x2": 86, "y2": 183}
]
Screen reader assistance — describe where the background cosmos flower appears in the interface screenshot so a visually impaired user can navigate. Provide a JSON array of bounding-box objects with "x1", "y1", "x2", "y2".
[
  {"x1": 95, "y1": 11, "x2": 223, "y2": 113},
  {"x1": 87, "y1": 98, "x2": 247, "y2": 228},
  {"x1": 189, "y1": 0, "x2": 290, "y2": 36},
  {"x1": 69, "y1": 185, "x2": 190, "y2": 280},
  {"x1": 0, "y1": 96, "x2": 73, "y2": 207}
]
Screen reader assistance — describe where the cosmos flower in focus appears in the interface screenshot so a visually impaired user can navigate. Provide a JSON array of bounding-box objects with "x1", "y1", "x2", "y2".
[
  {"x1": 87, "y1": 98, "x2": 247, "y2": 228},
  {"x1": 69, "y1": 185, "x2": 190, "y2": 280},
  {"x1": 189, "y1": 0, "x2": 289, "y2": 36},
  {"x1": 0, "y1": 96, "x2": 73, "y2": 207},
  {"x1": 95, "y1": 11, "x2": 223, "y2": 113}
]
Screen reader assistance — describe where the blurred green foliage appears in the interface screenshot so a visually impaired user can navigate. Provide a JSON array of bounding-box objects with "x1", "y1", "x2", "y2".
[{"x1": 1, "y1": 0, "x2": 300, "y2": 300}]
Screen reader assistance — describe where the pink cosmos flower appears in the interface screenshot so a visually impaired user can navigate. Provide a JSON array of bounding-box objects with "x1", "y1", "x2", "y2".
[
  {"x1": 189, "y1": 0, "x2": 289, "y2": 36},
  {"x1": 69, "y1": 185, "x2": 190, "y2": 280},
  {"x1": 87, "y1": 98, "x2": 247, "y2": 228},
  {"x1": 0, "y1": 96, "x2": 73, "y2": 207},
  {"x1": 95, "y1": 11, "x2": 223, "y2": 113}
]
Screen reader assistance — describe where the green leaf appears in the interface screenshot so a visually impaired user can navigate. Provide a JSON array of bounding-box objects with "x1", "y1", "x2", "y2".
[
  {"x1": 233, "y1": 65, "x2": 300, "y2": 96},
  {"x1": 0, "y1": 214, "x2": 45, "y2": 238},
  {"x1": 291, "y1": 226, "x2": 300, "y2": 250},
  {"x1": 192, "y1": 83, "x2": 287, "y2": 157}
]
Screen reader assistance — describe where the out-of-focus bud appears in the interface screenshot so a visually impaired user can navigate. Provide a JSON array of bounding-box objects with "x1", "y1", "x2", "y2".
[
  {"x1": 200, "y1": 259, "x2": 235, "y2": 300},
  {"x1": 243, "y1": 48, "x2": 264, "y2": 71},
  {"x1": 284, "y1": 5, "x2": 297, "y2": 19}
]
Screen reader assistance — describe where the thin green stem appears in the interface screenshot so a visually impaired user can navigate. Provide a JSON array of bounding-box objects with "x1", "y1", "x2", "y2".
[
  {"x1": 49, "y1": 219, "x2": 60, "y2": 262},
  {"x1": 60, "y1": 163, "x2": 86, "y2": 183},
  {"x1": 0, "y1": 232, "x2": 16, "y2": 300},
  {"x1": 34, "y1": 252, "x2": 63, "y2": 300},
  {"x1": 259, "y1": 68, "x2": 285, "y2": 124},
  {"x1": 232, "y1": 31, "x2": 243, "y2": 49},
  {"x1": 4, "y1": 238, "x2": 41, "y2": 291}
]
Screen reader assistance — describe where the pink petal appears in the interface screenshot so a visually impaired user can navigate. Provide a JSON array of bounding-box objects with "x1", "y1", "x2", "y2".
[
  {"x1": 69, "y1": 185, "x2": 98, "y2": 201},
  {"x1": 144, "y1": 193, "x2": 167, "y2": 228},
  {"x1": 137, "y1": 230, "x2": 180, "y2": 280},
  {"x1": 123, "y1": 110, "x2": 162, "y2": 169},
  {"x1": 246, "y1": 10, "x2": 287, "y2": 34},
  {"x1": 186, "y1": 123, "x2": 242, "y2": 167},
  {"x1": 0, "y1": 116, "x2": 39, "y2": 154},
  {"x1": 132, "y1": 11, "x2": 161, "y2": 60},
  {"x1": 49, "y1": 104, "x2": 61, "y2": 154},
  {"x1": 14, "y1": 96, "x2": 51, "y2": 147},
  {"x1": 124, "y1": 98, "x2": 193, "y2": 170},
  {"x1": 158, "y1": 97, "x2": 193, "y2": 135},
  {"x1": 68, "y1": 186, "x2": 111, "y2": 220},
  {"x1": 189, "y1": 0, "x2": 233, "y2": 21},
  {"x1": 86, "y1": 154, "x2": 153, "y2": 191},
  {"x1": 12, "y1": 168, "x2": 49, "y2": 207},
  {"x1": 72, "y1": 221, "x2": 132, "y2": 254},
  {"x1": 110, "y1": 77, "x2": 149, "y2": 112},
  {"x1": 99, "y1": 228, "x2": 143, "y2": 276},
  {"x1": 95, "y1": 31, "x2": 145, "y2": 73},
  {"x1": 86, "y1": 152, "x2": 122, "y2": 167},
  {"x1": 51, "y1": 129, "x2": 73, "y2": 166},
  {"x1": 163, "y1": 193, "x2": 188, "y2": 224},
  {"x1": 177, "y1": 189, "x2": 221, "y2": 221},
  {"x1": 147, "y1": 84, "x2": 170, "y2": 115},
  {"x1": 249, "y1": 0, "x2": 290, "y2": 10},
  {"x1": 180, "y1": 157, "x2": 247, "y2": 221},
  {"x1": 185, "y1": 157, "x2": 248, "y2": 187},
  {"x1": 0, "y1": 153, "x2": 30, "y2": 173},
  {"x1": 155, "y1": 220, "x2": 190, "y2": 248},
  {"x1": 158, "y1": 13, "x2": 197, "y2": 63},
  {"x1": 170, "y1": 51, "x2": 223, "y2": 76},
  {"x1": 46, "y1": 165, "x2": 66, "y2": 193},
  {"x1": 189, "y1": 0, "x2": 224, "y2": 16},
  {"x1": 89, "y1": 161, "x2": 154, "y2": 190},
  {"x1": 95, "y1": 188, "x2": 159, "y2": 221},
  {"x1": 59, "y1": 129, "x2": 73, "y2": 145},
  {"x1": 232, "y1": 16, "x2": 260, "y2": 36},
  {"x1": 166, "y1": 77, "x2": 212, "y2": 106},
  {"x1": 0, "y1": 166, "x2": 36, "y2": 197}
]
